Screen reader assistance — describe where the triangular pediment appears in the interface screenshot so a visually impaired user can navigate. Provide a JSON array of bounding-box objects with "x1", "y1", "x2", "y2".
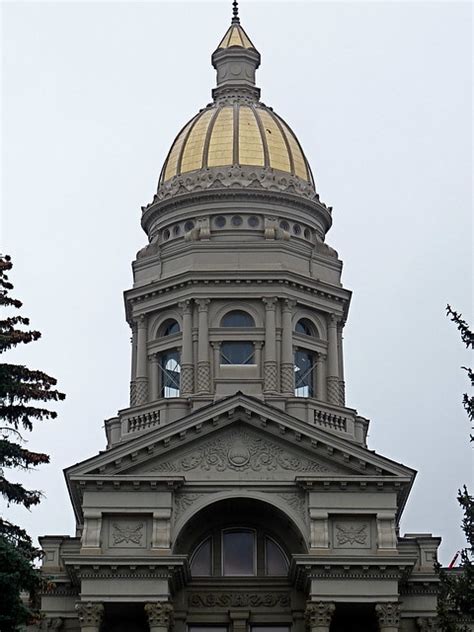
[{"x1": 66, "y1": 394, "x2": 415, "y2": 482}]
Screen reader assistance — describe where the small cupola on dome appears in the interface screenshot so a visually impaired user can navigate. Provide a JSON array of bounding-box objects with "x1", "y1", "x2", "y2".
[{"x1": 155, "y1": 1, "x2": 318, "y2": 203}]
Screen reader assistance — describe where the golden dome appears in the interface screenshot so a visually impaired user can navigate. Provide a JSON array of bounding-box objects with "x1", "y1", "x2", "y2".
[{"x1": 159, "y1": 103, "x2": 314, "y2": 187}]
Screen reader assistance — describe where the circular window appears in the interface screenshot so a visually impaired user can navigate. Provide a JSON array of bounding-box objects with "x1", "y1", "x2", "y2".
[
  {"x1": 279, "y1": 220, "x2": 289, "y2": 231},
  {"x1": 293, "y1": 224, "x2": 302, "y2": 235},
  {"x1": 173, "y1": 225, "x2": 181, "y2": 236},
  {"x1": 184, "y1": 220, "x2": 195, "y2": 232},
  {"x1": 231, "y1": 215, "x2": 243, "y2": 227},
  {"x1": 248, "y1": 215, "x2": 259, "y2": 227},
  {"x1": 163, "y1": 229, "x2": 170, "y2": 240},
  {"x1": 215, "y1": 216, "x2": 226, "y2": 228}
]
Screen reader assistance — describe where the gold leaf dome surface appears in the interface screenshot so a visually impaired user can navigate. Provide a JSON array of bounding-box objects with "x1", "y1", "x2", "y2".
[{"x1": 159, "y1": 102, "x2": 314, "y2": 187}]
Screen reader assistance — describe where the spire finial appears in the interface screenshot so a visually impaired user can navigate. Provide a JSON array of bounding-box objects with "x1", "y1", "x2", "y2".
[{"x1": 232, "y1": 0, "x2": 240, "y2": 24}]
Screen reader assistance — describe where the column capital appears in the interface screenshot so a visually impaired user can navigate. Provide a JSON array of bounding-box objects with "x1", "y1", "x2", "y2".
[
  {"x1": 144, "y1": 602, "x2": 174, "y2": 628},
  {"x1": 262, "y1": 297, "x2": 278, "y2": 310},
  {"x1": 305, "y1": 601, "x2": 335, "y2": 628},
  {"x1": 75, "y1": 602, "x2": 104, "y2": 628},
  {"x1": 375, "y1": 602, "x2": 401, "y2": 628},
  {"x1": 317, "y1": 353, "x2": 327, "y2": 362},
  {"x1": 135, "y1": 314, "x2": 147, "y2": 329},
  {"x1": 281, "y1": 298, "x2": 297, "y2": 313},
  {"x1": 178, "y1": 299, "x2": 193, "y2": 314},
  {"x1": 254, "y1": 341, "x2": 264, "y2": 349},
  {"x1": 328, "y1": 313, "x2": 338, "y2": 327},
  {"x1": 196, "y1": 298, "x2": 210, "y2": 312},
  {"x1": 210, "y1": 341, "x2": 221, "y2": 349}
]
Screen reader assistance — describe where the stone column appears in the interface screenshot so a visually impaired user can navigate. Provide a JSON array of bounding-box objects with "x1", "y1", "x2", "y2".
[
  {"x1": 130, "y1": 322, "x2": 138, "y2": 406},
  {"x1": 280, "y1": 299, "x2": 295, "y2": 395},
  {"x1": 144, "y1": 602, "x2": 173, "y2": 632},
  {"x1": 375, "y1": 602, "x2": 401, "y2": 632},
  {"x1": 315, "y1": 353, "x2": 327, "y2": 401},
  {"x1": 337, "y1": 321, "x2": 345, "y2": 405},
  {"x1": 263, "y1": 297, "x2": 278, "y2": 393},
  {"x1": 179, "y1": 300, "x2": 194, "y2": 396},
  {"x1": 196, "y1": 299, "x2": 211, "y2": 393},
  {"x1": 211, "y1": 341, "x2": 221, "y2": 378},
  {"x1": 149, "y1": 353, "x2": 159, "y2": 401},
  {"x1": 135, "y1": 315, "x2": 149, "y2": 405},
  {"x1": 326, "y1": 314, "x2": 340, "y2": 405},
  {"x1": 75, "y1": 602, "x2": 104, "y2": 632},
  {"x1": 305, "y1": 601, "x2": 335, "y2": 632}
]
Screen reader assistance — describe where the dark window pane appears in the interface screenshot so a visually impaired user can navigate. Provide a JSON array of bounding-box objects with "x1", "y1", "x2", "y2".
[
  {"x1": 295, "y1": 318, "x2": 313, "y2": 336},
  {"x1": 160, "y1": 350, "x2": 181, "y2": 398},
  {"x1": 222, "y1": 530, "x2": 255, "y2": 576},
  {"x1": 221, "y1": 342, "x2": 254, "y2": 365},
  {"x1": 294, "y1": 349, "x2": 315, "y2": 397},
  {"x1": 265, "y1": 537, "x2": 289, "y2": 575},
  {"x1": 221, "y1": 310, "x2": 255, "y2": 327},
  {"x1": 190, "y1": 537, "x2": 212, "y2": 576},
  {"x1": 252, "y1": 627, "x2": 290, "y2": 632},
  {"x1": 189, "y1": 628, "x2": 227, "y2": 632},
  {"x1": 161, "y1": 319, "x2": 180, "y2": 336}
]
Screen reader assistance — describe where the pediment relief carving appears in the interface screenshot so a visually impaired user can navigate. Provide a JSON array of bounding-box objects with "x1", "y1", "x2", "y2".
[{"x1": 140, "y1": 426, "x2": 345, "y2": 478}]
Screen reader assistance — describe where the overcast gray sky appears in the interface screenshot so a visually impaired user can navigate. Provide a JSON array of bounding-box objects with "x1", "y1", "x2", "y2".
[{"x1": 1, "y1": 0, "x2": 472, "y2": 565}]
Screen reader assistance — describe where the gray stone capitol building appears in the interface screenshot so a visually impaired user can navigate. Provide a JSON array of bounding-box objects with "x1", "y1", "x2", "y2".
[{"x1": 39, "y1": 6, "x2": 442, "y2": 632}]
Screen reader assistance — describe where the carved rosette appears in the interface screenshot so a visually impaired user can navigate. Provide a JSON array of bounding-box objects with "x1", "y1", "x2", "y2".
[
  {"x1": 75, "y1": 602, "x2": 104, "y2": 629},
  {"x1": 264, "y1": 361, "x2": 278, "y2": 392},
  {"x1": 280, "y1": 363, "x2": 294, "y2": 394},
  {"x1": 145, "y1": 602, "x2": 174, "y2": 630},
  {"x1": 326, "y1": 376, "x2": 340, "y2": 405},
  {"x1": 135, "y1": 377, "x2": 148, "y2": 406},
  {"x1": 375, "y1": 603, "x2": 401, "y2": 629},
  {"x1": 305, "y1": 602, "x2": 335, "y2": 630},
  {"x1": 197, "y1": 361, "x2": 210, "y2": 393}
]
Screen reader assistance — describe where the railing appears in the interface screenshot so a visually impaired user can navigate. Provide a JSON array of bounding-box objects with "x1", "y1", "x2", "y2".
[
  {"x1": 126, "y1": 409, "x2": 160, "y2": 434},
  {"x1": 314, "y1": 406, "x2": 348, "y2": 432}
]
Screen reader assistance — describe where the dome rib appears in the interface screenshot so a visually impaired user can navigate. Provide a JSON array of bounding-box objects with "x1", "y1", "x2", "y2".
[
  {"x1": 268, "y1": 108, "x2": 295, "y2": 176},
  {"x1": 175, "y1": 111, "x2": 202, "y2": 176},
  {"x1": 202, "y1": 107, "x2": 221, "y2": 169},
  {"x1": 251, "y1": 104, "x2": 270, "y2": 169}
]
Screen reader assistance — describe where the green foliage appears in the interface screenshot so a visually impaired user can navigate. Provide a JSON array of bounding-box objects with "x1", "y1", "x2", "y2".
[
  {"x1": 436, "y1": 307, "x2": 474, "y2": 631},
  {"x1": 0, "y1": 254, "x2": 65, "y2": 629}
]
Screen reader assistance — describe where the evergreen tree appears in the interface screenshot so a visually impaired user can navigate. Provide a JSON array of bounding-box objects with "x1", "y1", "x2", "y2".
[
  {"x1": 0, "y1": 254, "x2": 65, "y2": 631},
  {"x1": 436, "y1": 306, "x2": 474, "y2": 631}
]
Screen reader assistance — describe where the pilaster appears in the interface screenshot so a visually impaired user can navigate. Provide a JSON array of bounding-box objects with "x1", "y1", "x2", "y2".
[
  {"x1": 281, "y1": 299, "x2": 295, "y2": 395},
  {"x1": 196, "y1": 299, "x2": 211, "y2": 393},
  {"x1": 305, "y1": 601, "x2": 335, "y2": 632},
  {"x1": 75, "y1": 602, "x2": 104, "y2": 632},
  {"x1": 145, "y1": 602, "x2": 174, "y2": 632},
  {"x1": 326, "y1": 314, "x2": 340, "y2": 405},
  {"x1": 375, "y1": 602, "x2": 401, "y2": 632},
  {"x1": 315, "y1": 352, "x2": 327, "y2": 401},
  {"x1": 263, "y1": 297, "x2": 278, "y2": 393},
  {"x1": 151, "y1": 509, "x2": 172, "y2": 551},
  {"x1": 179, "y1": 300, "x2": 194, "y2": 396},
  {"x1": 135, "y1": 315, "x2": 149, "y2": 405}
]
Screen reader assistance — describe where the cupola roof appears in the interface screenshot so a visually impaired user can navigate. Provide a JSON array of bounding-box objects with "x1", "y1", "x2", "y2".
[{"x1": 156, "y1": 2, "x2": 316, "y2": 199}]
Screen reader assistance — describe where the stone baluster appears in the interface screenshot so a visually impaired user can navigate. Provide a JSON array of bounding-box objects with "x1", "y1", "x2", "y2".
[
  {"x1": 196, "y1": 299, "x2": 211, "y2": 393},
  {"x1": 305, "y1": 601, "x2": 335, "y2": 632},
  {"x1": 375, "y1": 602, "x2": 401, "y2": 632},
  {"x1": 281, "y1": 299, "x2": 295, "y2": 395},
  {"x1": 337, "y1": 320, "x2": 345, "y2": 405},
  {"x1": 263, "y1": 297, "x2": 278, "y2": 393},
  {"x1": 130, "y1": 322, "x2": 138, "y2": 406},
  {"x1": 135, "y1": 315, "x2": 149, "y2": 405},
  {"x1": 316, "y1": 352, "x2": 327, "y2": 401},
  {"x1": 75, "y1": 602, "x2": 104, "y2": 632},
  {"x1": 144, "y1": 602, "x2": 174, "y2": 632},
  {"x1": 179, "y1": 300, "x2": 194, "y2": 396},
  {"x1": 326, "y1": 314, "x2": 340, "y2": 405},
  {"x1": 149, "y1": 353, "x2": 159, "y2": 401}
]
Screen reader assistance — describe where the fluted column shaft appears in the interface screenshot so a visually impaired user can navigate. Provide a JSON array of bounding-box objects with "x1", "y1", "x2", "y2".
[
  {"x1": 196, "y1": 299, "x2": 210, "y2": 393},
  {"x1": 179, "y1": 300, "x2": 194, "y2": 396},
  {"x1": 281, "y1": 299, "x2": 295, "y2": 395},
  {"x1": 326, "y1": 314, "x2": 340, "y2": 405},
  {"x1": 263, "y1": 298, "x2": 278, "y2": 393},
  {"x1": 135, "y1": 315, "x2": 148, "y2": 405}
]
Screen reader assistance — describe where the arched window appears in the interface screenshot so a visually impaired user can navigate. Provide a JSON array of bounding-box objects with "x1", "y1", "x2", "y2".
[
  {"x1": 159, "y1": 350, "x2": 181, "y2": 398},
  {"x1": 190, "y1": 529, "x2": 288, "y2": 577},
  {"x1": 294, "y1": 349, "x2": 316, "y2": 397},
  {"x1": 295, "y1": 318, "x2": 315, "y2": 337},
  {"x1": 221, "y1": 310, "x2": 255, "y2": 328},
  {"x1": 160, "y1": 319, "x2": 180, "y2": 336}
]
